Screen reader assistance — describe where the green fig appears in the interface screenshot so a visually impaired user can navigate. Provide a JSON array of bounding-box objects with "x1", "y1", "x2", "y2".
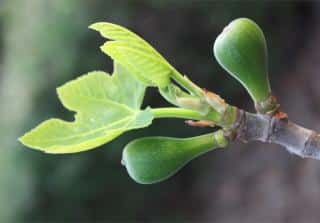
[
  {"x1": 122, "y1": 131, "x2": 228, "y2": 184},
  {"x1": 214, "y1": 18, "x2": 276, "y2": 113}
]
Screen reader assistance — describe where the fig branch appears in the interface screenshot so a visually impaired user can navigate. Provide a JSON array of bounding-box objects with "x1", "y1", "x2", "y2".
[
  {"x1": 233, "y1": 110, "x2": 320, "y2": 160},
  {"x1": 208, "y1": 18, "x2": 320, "y2": 160},
  {"x1": 19, "y1": 18, "x2": 320, "y2": 185},
  {"x1": 152, "y1": 91, "x2": 320, "y2": 160},
  {"x1": 154, "y1": 17, "x2": 320, "y2": 161}
]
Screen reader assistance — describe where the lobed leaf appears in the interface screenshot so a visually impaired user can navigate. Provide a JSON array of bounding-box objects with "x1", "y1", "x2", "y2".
[
  {"x1": 19, "y1": 63, "x2": 153, "y2": 154},
  {"x1": 89, "y1": 22, "x2": 175, "y2": 88}
]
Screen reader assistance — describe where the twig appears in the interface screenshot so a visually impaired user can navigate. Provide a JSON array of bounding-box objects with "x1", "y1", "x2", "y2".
[{"x1": 233, "y1": 110, "x2": 320, "y2": 160}]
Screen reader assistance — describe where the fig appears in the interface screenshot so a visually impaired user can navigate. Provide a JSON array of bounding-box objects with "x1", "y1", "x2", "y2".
[
  {"x1": 122, "y1": 131, "x2": 227, "y2": 184},
  {"x1": 214, "y1": 18, "x2": 273, "y2": 112}
]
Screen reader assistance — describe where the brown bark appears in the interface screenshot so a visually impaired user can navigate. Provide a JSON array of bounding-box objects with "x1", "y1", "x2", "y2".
[{"x1": 234, "y1": 110, "x2": 320, "y2": 160}]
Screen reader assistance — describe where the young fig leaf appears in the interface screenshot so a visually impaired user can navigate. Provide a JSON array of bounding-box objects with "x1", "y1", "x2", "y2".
[
  {"x1": 213, "y1": 18, "x2": 271, "y2": 104},
  {"x1": 122, "y1": 131, "x2": 228, "y2": 184},
  {"x1": 19, "y1": 63, "x2": 153, "y2": 154},
  {"x1": 159, "y1": 82, "x2": 209, "y2": 114},
  {"x1": 90, "y1": 22, "x2": 176, "y2": 88}
]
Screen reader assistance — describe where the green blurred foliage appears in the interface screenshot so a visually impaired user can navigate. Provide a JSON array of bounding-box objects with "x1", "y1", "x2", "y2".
[{"x1": 0, "y1": 0, "x2": 315, "y2": 222}]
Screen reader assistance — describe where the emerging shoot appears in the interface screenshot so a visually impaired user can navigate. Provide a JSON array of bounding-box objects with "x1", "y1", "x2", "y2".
[{"x1": 19, "y1": 18, "x2": 320, "y2": 184}]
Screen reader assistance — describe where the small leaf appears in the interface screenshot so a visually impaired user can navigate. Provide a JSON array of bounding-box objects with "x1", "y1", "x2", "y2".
[
  {"x1": 19, "y1": 63, "x2": 153, "y2": 154},
  {"x1": 90, "y1": 22, "x2": 175, "y2": 88},
  {"x1": 122, "y1": 131, "x2": 228, "y2": 184},
  {"x1": 159, "y1": 82, "x2": 209, "y2": 114}
]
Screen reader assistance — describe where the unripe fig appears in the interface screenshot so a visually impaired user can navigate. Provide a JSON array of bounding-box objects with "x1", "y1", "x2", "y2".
[
  {"x1": 214, "y1": 18, "x2": 271, "y2": 107},
  {"x1": 122, "y1": 131, "x2": 227, "y2": 184}
]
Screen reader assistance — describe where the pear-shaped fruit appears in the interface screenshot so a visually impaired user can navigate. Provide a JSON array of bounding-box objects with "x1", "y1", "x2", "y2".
[
  {"x1": 214, "y1": 18, "x2": 271, "y2": 104},
  {"x1": 122, "y1": 131, "x2": 227, "y2": 184}
]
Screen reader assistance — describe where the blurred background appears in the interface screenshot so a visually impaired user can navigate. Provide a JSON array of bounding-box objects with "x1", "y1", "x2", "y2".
[{"x1": 1, "y1": 0, "x2": 320, "y2": 222}]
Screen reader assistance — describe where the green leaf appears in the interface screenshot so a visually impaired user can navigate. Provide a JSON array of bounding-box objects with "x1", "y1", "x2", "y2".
[
  {"x1": 159, "y1": 82, "x2": 209, "y2": 114},
  {"x1": 89, "y1": 22, "x2": 174, "y2": 88},
  {"x1": 19, "y1": 63, "x2": 153, "y2": 154}
]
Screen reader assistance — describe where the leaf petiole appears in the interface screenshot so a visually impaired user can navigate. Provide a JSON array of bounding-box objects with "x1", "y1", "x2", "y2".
[
  {"x1": 151, "y1": 107, "x2": 220, "y2": 122},
  {"x1": 170, "y1": 69, "x2": 204, "y2": 97}
]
